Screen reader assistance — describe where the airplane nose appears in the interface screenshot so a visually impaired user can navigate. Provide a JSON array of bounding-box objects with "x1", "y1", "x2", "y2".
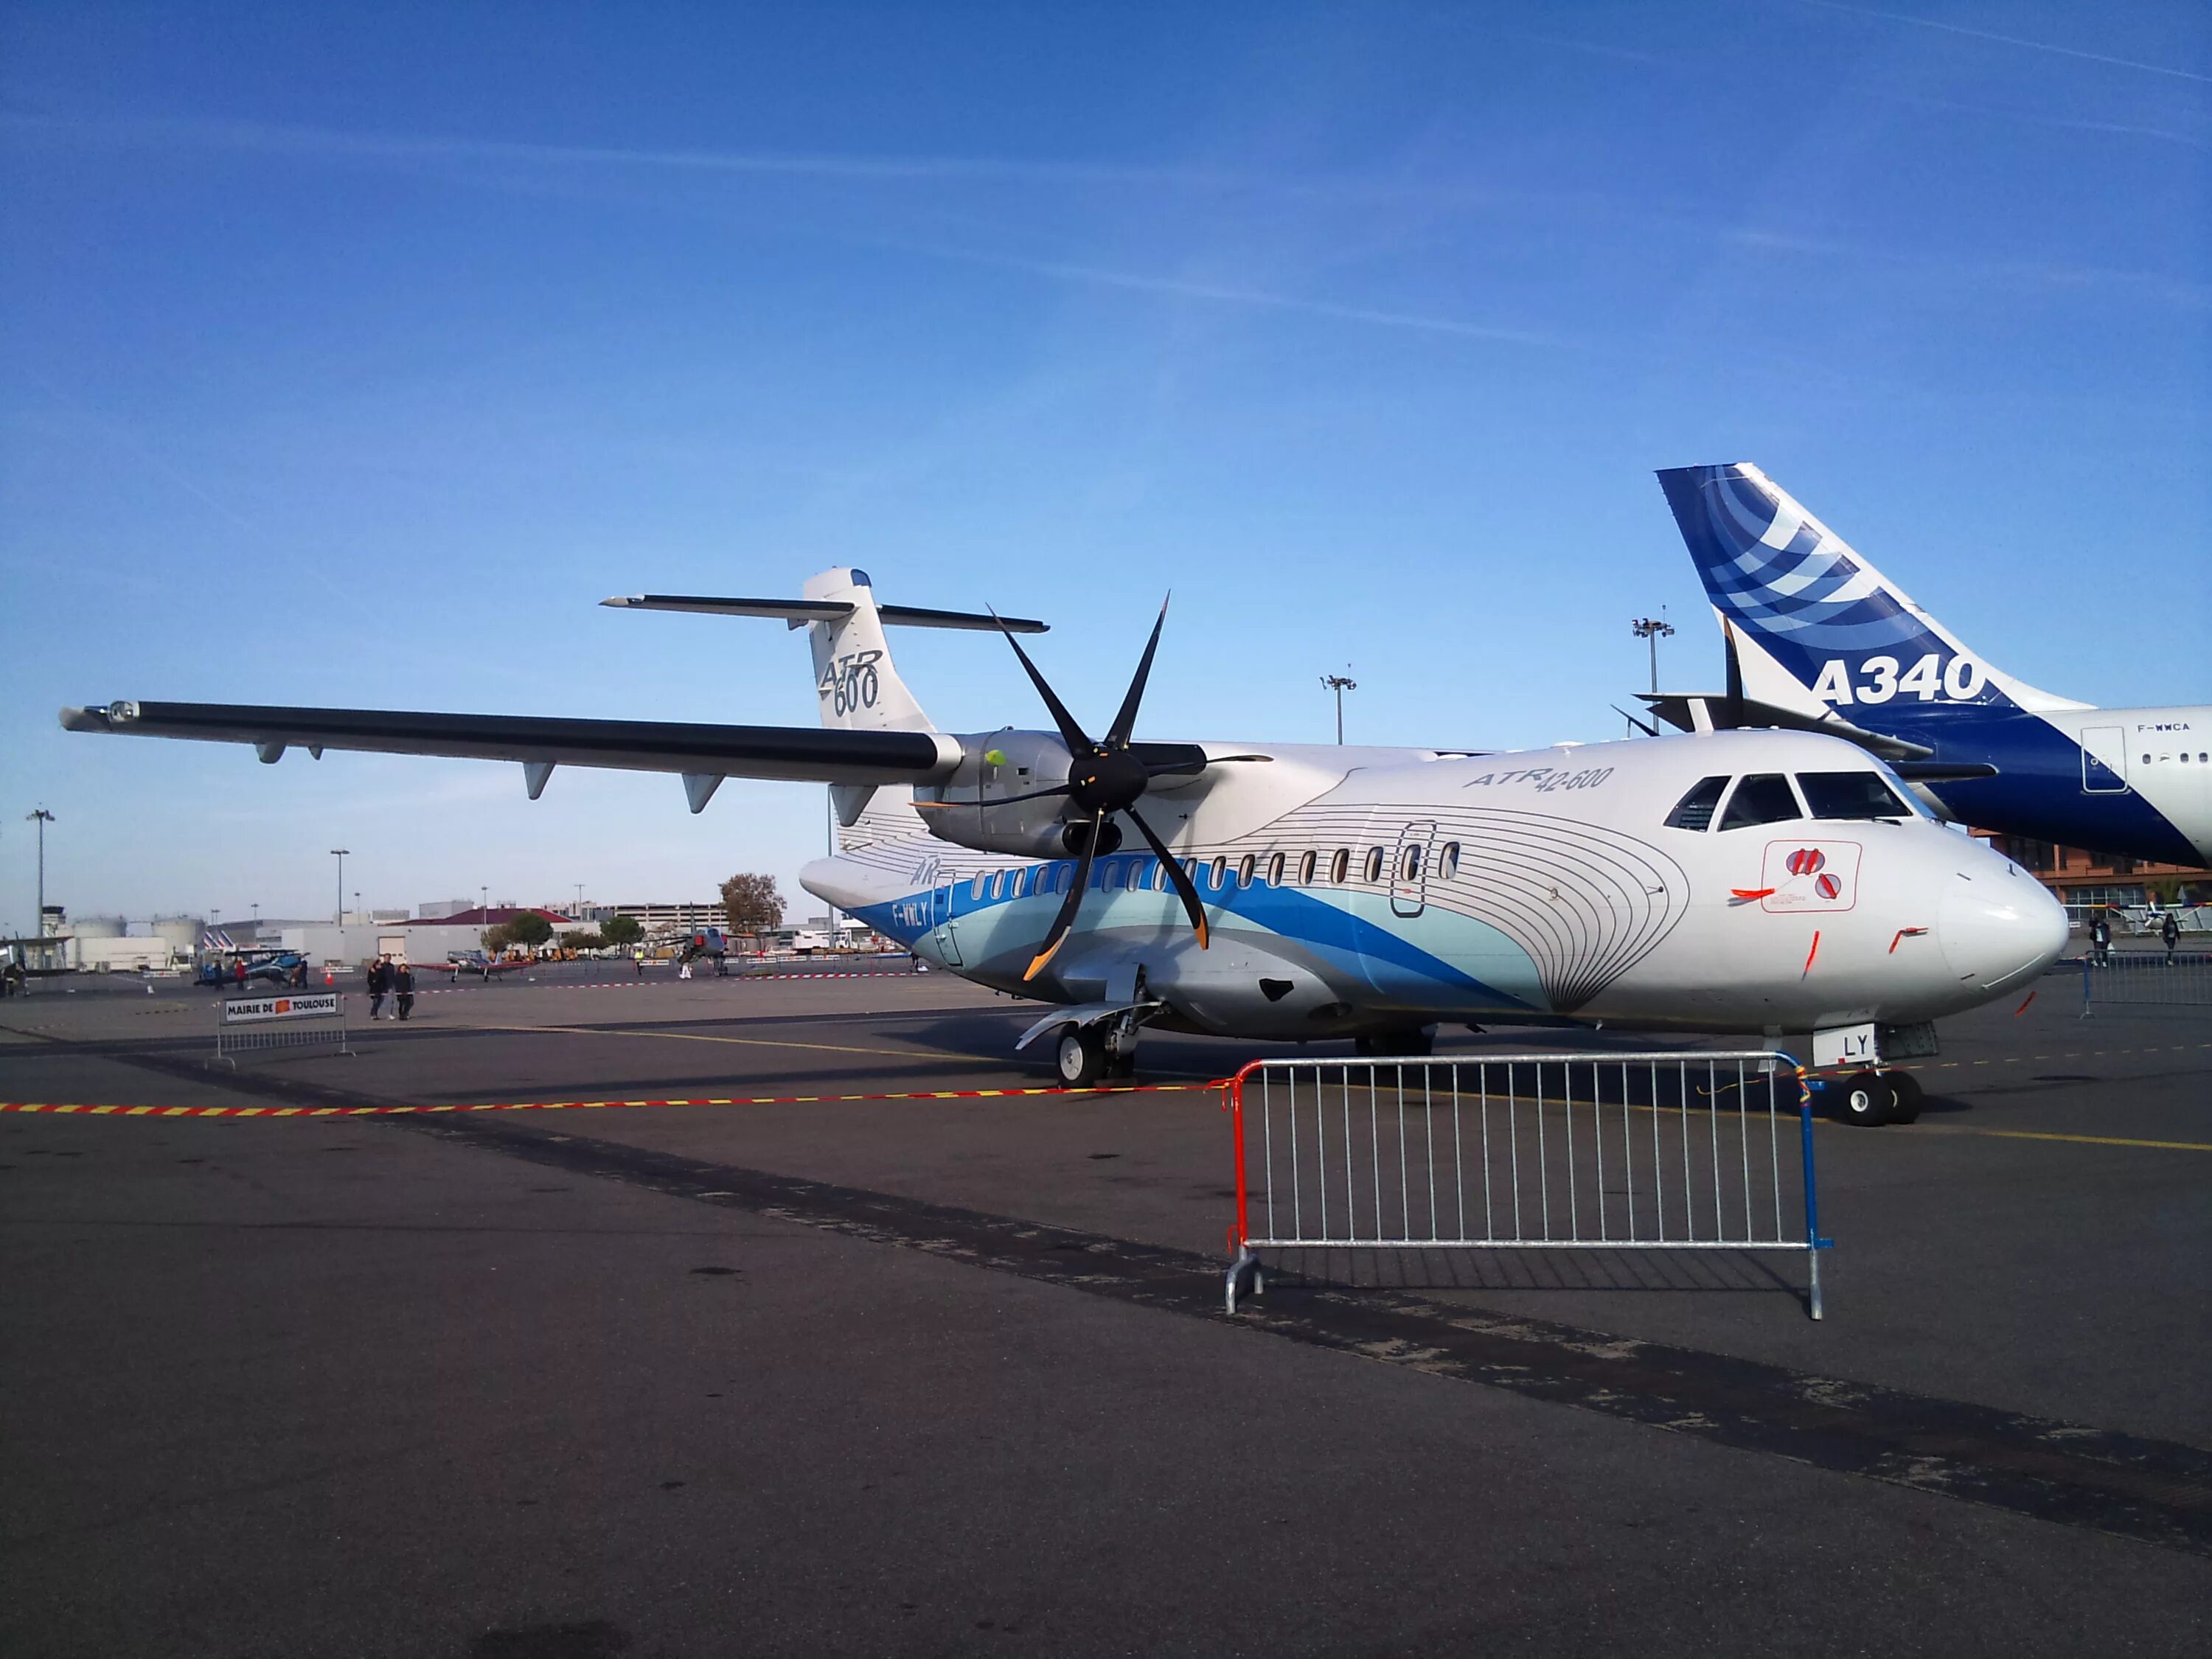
[{"x1": 1938, "y1": 866, "x2": 2069, "y2": 994}]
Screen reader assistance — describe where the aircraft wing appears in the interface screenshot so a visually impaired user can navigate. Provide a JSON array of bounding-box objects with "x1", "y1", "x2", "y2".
[{"x1": 60, "y1": 700, "x2": 962, "y2": 807}]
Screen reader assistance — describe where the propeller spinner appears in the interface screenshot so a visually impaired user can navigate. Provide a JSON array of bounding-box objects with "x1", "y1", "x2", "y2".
[{"x1": 988, "y1": 599, "x2": 1211, "y2": 980}]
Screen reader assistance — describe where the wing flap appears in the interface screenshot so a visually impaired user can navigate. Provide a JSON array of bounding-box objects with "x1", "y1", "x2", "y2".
[{"x1": 60, "y1": 701, "x2": 961, "y2": 786}]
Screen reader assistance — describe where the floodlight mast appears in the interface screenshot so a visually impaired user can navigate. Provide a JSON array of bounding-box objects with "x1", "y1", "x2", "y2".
[
  {"x1": 330, "y1": 849, "x2": 349, "y2": 926},
  {"x1": 1631, "y1": 615, "x2": 1674, "y2": 695},
  {"x1": 1320, "y1": 670, "x2": 1357, "y2": 745}
]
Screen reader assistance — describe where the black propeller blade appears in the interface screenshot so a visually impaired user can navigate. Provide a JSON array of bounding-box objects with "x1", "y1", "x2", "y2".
[{"x1": 988, "y1": 597, "x2": 1210, "y2": 981}]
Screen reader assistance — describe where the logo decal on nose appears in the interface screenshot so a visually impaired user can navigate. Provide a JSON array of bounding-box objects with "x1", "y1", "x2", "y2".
[{"x1": 1758, "y1": 841, "x2": 1861, "y2": 914}]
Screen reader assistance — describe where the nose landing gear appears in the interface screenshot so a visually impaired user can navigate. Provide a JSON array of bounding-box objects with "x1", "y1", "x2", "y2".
[
  {"x1": 1054, "y1": 1010, "x2": 1144, "y2": 1087},
  {"x1": 1826, "y1": 1067, "x2": 1924, "y2": 1126}
]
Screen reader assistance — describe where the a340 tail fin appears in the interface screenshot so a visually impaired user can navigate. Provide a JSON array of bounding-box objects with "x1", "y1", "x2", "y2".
[{"x1": 1655, "y1": 464, "x2": 2084, "y2": 719}]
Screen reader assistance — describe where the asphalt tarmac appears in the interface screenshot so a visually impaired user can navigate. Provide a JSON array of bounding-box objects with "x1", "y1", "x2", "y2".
[{"x1": 3, "y1": 962, "x2": 2207, "y2": 1657}]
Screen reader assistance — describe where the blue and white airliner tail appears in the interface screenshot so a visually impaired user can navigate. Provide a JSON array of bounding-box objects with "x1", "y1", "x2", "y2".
[{"x1": 1658, "y1": 464, "x2": 2211, "y2": 867}]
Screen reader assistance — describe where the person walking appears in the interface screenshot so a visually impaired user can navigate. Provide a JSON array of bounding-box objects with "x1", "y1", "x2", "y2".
[
  {"x1": 633, "y1": 949, "x2": 645, "y2": 978},
  {"x1": 394, "y1": 960, "x2": 416, "y2": 1020},
  {"x1": 2163, "y1": 909, "x2": 2182, "y2": 965},
  {"x1": 2089, "y1": 911, "x2": 2112, "y2": 967},
  {"x1": 233, "y1": 956, "x2": 248, "y2": 995},
  {"x1": 367, "y1": 955, "x2": 391, "y2": 1019}
]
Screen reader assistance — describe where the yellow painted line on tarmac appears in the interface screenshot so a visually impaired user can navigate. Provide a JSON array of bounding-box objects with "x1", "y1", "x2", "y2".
[{"x1": 1916, "y1": 1126, "x2": 2212, "y2": 1153}]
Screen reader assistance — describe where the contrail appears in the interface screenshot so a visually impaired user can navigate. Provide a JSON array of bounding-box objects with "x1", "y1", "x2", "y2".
[
  {"x1": 908, "y1": 243, "x2": 1562, "y2": 348},
  {"x1": 0, "y1": 112, "x2": 1253, "y2": 189},
  {"x1": 1793, "y1": 0, "x2": 2212, "y2": 85}
]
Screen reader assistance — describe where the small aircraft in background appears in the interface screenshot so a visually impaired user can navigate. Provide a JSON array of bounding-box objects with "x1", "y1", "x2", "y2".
[
  {"x1": 679, "y1": 926, "x2": 737, "y2": 973},
  {"x1": 196, "y1": 948, "x2": 310, "y2": 990},
  {"x1": 432, "y1": 949, "x2": 530, "y2": 981}
]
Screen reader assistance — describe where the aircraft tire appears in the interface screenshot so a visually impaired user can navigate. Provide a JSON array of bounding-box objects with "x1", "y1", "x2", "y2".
[
  {"x1": 1885, "y1": 1070, "x2": 1924, "y2": 1124},
  {"x1": 1056, "y1": 1026, "x2": 1106, "y2": 1088},
  {"x1": 1835, "y1": 1070, "x2": 1896, "y2": 1127}
]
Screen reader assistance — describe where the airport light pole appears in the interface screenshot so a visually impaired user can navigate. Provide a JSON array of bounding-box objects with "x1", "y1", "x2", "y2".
[
  {"x1": 25, "y1": 809, "x2": 55, "y2": 936},
  {"x1": 1320, "y1": 670, "x2": 1357, "y2": 745},
  {"x1": 1631, "y1": 615, "x2": 1674, "y2": 695},
  {"x1": 330, "y1": 849, "x2": 349, "y2": 926}
]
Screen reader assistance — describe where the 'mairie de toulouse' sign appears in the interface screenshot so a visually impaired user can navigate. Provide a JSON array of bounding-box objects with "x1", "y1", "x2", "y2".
[{"x1": 221, "y1": 992, "x2": 341, "y2": 1025}]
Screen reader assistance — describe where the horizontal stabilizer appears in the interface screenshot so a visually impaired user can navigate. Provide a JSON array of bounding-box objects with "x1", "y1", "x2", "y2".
[
  {"x1": 602, "y1": 594, "x2": 1047, "y2": 633},
  {"x1": 60, "y1": 701, "x2": 963, "y2": 788},
  {"x1": 1638, "y1": 691, "x2": 1934, "y2": 762}
]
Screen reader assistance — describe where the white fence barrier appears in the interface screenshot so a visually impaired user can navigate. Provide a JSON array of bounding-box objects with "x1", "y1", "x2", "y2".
[
  {"x1": 2079, "y1": 951, "x2": 2212, "y2": 1009},
  {"x1": 1221, "y1": 1051, "x2": 1831, "y2": 1319},
  {"x1": 214, "y1": 992, "x2": 355, "y2": 1065}
]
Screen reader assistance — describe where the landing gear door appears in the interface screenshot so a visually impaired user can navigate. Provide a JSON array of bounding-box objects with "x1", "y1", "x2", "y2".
[
  {"x1": 2080, "y1": 726, "x2": 2129, "y2": 794},
  {"x1": 931, "y1": 882, "x2": 964, "y2": 967},
  {"x1": 1391, "y1": 821, "x2": 1437, "y2": 919}
]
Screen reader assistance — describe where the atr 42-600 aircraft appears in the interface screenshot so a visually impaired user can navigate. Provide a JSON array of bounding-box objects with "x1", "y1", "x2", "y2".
[
  {"x1": 1652, "y1": 464, "x2": 2212, "y2": 868},
  {"x1": 61, "y1": 565, "x2": 2066, "y2": 1123}
]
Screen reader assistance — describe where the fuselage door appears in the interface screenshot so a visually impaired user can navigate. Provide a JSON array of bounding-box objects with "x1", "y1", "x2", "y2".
[
  {"x1": 930, "y1": 882, "x2": 964, "y2": 966},
  {"x1": 1391, "y1": 820, "x2": 1436, "y2": 919},
  {"x1": 2080, "y1": 726, "x2": 2130, "y2": 794}
]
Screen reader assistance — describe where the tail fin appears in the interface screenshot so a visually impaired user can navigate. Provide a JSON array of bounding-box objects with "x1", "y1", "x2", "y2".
[
  {"x1": 797, "y1": 568, "x2": 933, "y2": 848},
  {"x1": 801, "y1": 568, "x2": 934, "y2": 734},
  {"x1": 1656, "y1": 464, "x2": 2084, "y2": 718}
]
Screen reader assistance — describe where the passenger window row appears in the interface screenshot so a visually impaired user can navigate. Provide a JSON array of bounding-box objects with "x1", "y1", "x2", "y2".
[
  {"x1": 948, "y1": 838, "x2": 1472, "y2": 901},
  {"x1": 1664, "y1": 770, "x2": 1916, "y2": 832}
]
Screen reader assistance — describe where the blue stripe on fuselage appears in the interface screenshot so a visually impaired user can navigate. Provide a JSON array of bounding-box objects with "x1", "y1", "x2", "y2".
[{"x1": 842, "y1": 859, "x2": 1541, "y2": 1011}]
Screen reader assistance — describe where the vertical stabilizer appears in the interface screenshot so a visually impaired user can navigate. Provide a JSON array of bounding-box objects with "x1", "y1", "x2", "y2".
[
  {"x1": 801, "y1": 568, "x2": 931, "y2": 849},
  {"x1": 1657, "y1": 465, "x2": 2087, "y2": 718},
  {"x1": 801, "y1": 568, "x2": 936, "y2": 734}
]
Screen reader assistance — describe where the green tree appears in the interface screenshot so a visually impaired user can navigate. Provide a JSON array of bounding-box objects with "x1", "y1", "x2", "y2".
[
  {"x1": 720, "y1": 873, "x2": 784, "y2": 943},
  {"x1": 481, "y1": 924, "x2": 514, "y2": 953},
  {"x1": 506, "y1": 911, "x2": 554, "y2": 949},
  {"x1": 602, "y1": 914, "x2": 644, "y2": 947}
]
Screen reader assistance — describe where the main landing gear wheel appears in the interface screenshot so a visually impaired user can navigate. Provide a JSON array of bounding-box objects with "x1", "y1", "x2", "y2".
[
  {"x1": 1885, "y1": 1069, "x2": 1924, "y2": 1124},
  {"x1": 1836, "y1": 1069, "x2": 1899, "y2": 1126},
  {"x1": 1056, "y1": 1026, "x2": 1107, "y2": 1087}
]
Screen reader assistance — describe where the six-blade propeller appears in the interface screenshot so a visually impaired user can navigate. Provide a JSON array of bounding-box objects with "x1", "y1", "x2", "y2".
[{"x1": 984, "y1": 599, "x2": 1212, "y2": 980}]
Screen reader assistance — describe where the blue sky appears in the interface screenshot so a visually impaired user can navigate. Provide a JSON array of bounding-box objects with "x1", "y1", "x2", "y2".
[{"x1": 2, "y1": 1, "x2": 2205, "y2": 932}]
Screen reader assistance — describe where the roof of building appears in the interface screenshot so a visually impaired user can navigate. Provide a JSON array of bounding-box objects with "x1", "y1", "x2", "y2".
[{"x1": 398, "y1": 907, "x2": 574, "y2": 928}]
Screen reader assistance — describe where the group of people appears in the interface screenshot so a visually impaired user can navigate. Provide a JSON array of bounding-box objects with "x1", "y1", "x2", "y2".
[
  {"x1": 2086, "y1": 909, "x2": 2186, "y2": 965},
  {"x1": 364, "y1": 955, "x2": 416, "y2": 1020}
]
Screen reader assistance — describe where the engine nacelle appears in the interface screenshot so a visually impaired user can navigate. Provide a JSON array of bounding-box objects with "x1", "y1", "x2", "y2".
[{"x1": 915, "y1": 729, "x2": 1082, "y2": 858}]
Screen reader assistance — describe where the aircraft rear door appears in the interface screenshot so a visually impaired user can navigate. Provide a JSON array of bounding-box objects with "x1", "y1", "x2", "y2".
[
  {"x1": 1391, "y1": 820, "x2": 1437, "y2": 919},
  {"x1": 2080, "y1": 726, "x2": 2129, "y2": 793},
  {"x1": 931, "y1": 881, "x2": 964, "y2": 966}
]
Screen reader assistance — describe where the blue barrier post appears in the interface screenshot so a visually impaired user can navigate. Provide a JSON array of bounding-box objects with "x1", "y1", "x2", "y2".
[
  {"x1": 1788, "y1": 1057, "x2": 1833, "y2": 1321},
  {"x1": 2081, "y1": 956, "x2": 2093, "y2": 1019}
]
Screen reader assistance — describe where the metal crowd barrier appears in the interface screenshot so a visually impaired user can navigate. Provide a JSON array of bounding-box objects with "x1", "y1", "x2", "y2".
[
  {"x1": 2079, "y1": 951, "x2": 2212, "y2": 1011},
  {"x1": 213, "y1": 992, "x2": 355, "y2": 1066},
  {"x1": 1221, "y1": 1051, "x2": 1832, "y2": 1319}
]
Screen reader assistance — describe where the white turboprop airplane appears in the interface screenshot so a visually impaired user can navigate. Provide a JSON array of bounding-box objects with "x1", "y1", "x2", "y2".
[{"x1": 61, "y1": 566, "x2": 2067, "y2": 1124}]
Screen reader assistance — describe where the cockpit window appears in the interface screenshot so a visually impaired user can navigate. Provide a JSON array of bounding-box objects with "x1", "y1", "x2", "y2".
[
  {"x1": 1797, "y1": 771, "x2": 1912, "y2": 821},
  {"x1": 1717, "y1": 773, "x2": 1804, "y2": 831},
  {"x1": 1664, "y1": 776, "x2": 1729, "y2": 831}
]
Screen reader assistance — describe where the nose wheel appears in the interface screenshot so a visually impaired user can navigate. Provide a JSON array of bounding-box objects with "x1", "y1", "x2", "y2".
[
  {"x1": 1056, "y1": 1026, "x2": 1106, "y2": 1086},
  {"x1": 1831, "y1": 1068, "x2": 1924, "y2": 1126}
]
